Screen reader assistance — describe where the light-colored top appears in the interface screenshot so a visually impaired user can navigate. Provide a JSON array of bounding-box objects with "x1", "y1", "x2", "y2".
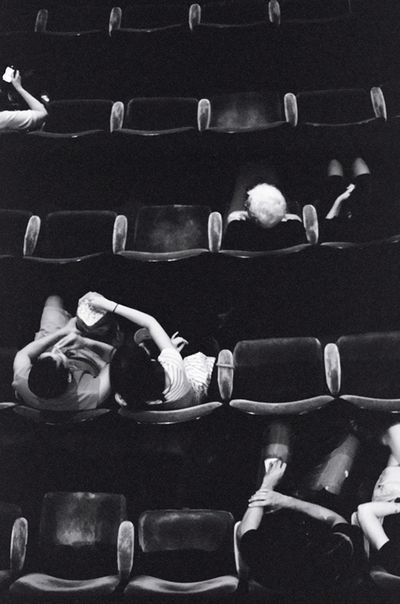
[
  {"x1": 12, "y1": 348, "x2": 107, "y2": 411},
  {"x1": 0, "y1": 109, "x2": 45, "y2": 132},
  {"x1": 157, "y1": 347, "x2": 215, "y2": 410},
  {"x1": 373, "y1": 466, "x2": 400, "y2": 502}
]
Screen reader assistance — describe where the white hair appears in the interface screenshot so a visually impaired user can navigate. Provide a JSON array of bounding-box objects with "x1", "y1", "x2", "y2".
[{"x1": 245, "y1": 183, "x2": 287, "y2": 229}]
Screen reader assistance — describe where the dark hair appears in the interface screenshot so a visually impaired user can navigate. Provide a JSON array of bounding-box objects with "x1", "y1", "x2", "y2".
[
  {"x1": 28, "y1": 357, "x2": 70, "y2": 399},
  {"x1": 110, "y1": 344, "x2": 165, "y2": 411}
]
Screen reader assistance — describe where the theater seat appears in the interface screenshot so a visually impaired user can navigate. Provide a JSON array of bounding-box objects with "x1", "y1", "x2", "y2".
[
  {"x1": 0, "y1": 210, "x2": 40, "y2": 257},
  {"x1": 268, "y1": 0, "x2": 351, "y2": 25},
  {"x1": 33, "y1": 211, "x2": 127, "y2": 261},
  {"x1": 205, "y1": 91, "x2": 289, "y2": 133},
  {"x1": 117, "y1": 97, "x2": 201, "y2": 135},
  {"x1": 120, "y1": 205, "x2": 221, "y2": 261},
  {"x1": 288, "y1": 87, "x2": 384, "y2": 127},
  {"x1": 29, "y1": 99, "x2": 123, "y2": 136},
  {"x1": 10, "y1": 492, "x2": 134, "y2": 602},
  {"x1": 228, "y1": 338, "x2": 334, "y2": 415},
  {"x1": 35, "y1": 6, "x2": 112, "y2": 36},
  {"x1": 123, "y1": 509, "x2": 238, "y2": 602},
  {"x1": 12, "y1": 406, "x2": 110, "y2": 426},
  {"x1": 335, "y1": 331, "x2": 400, "y2": 411}
]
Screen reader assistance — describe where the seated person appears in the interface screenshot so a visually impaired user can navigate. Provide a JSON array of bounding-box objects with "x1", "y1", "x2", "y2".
[
  {"x1": 315, "y1": 158, "x2": 400, "y2": 242},
  {"x1": 13, "y1": 295, "x2": 116, "y2": 411},
  {"x1": 223, "y1": 161, "x2": 306, "y2": 251},
  {"x1": 356, "y1": 422, "x2": 400, "y2": 576},
  {"x1": 0, "y1": 70, "x2": 47, "y2": 132},
  {"x1": 238, "y1": 419, "x2": 362, "y2": 603},
  {"x1": 84, "y1": 292, "x2": 217, "y2": 411}
]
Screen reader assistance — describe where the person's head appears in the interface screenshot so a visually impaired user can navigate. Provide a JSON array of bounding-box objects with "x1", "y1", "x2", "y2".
[
  {"x1": 244, "y1": 183, "x2": 287, "y2": 229},
  {"x1": 28, "y1": 350, "x2": 71, "y2": 399},
  {"x1": 110, "y1": 344, "x2": 165, "y2": 411}
]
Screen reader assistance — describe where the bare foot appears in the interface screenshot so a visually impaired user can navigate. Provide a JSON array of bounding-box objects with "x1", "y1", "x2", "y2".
[{"x1": 261, "y1": 458, "x2": 287, "y2": 490}]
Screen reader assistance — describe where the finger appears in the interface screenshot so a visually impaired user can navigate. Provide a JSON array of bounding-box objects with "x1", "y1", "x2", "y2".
[{"x1": 171, "y1": 331, "x2": 179, "y2": 338}]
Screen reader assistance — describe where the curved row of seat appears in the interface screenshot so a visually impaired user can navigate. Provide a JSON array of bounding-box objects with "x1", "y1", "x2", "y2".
[
  {"x1": 2, "y1": 330, "x2": 399, "y2": 427},
  {"x1": 5, "y1": 206, "x2": 400, "y2": 262}
]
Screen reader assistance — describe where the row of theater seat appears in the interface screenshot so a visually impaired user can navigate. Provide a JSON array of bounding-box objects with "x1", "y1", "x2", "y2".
[
  {"x1": 0, "y1": 1, "x2": 392, "y2": 37},
  {"x1": 5, "y1": 207, "x2": 400, "y2": 261},
  {"x1": 2, "y1": 1, "x2": 400, "y2": 97},
  {"x1": 4, "y1": 87, "x2": 397, "y2": 139},
  {"x1": 0, "y1": 495, "x2": 241, "y2": 602},
  {"x1": 2, "y1": 331, "x2": 399, "y2": 426}
]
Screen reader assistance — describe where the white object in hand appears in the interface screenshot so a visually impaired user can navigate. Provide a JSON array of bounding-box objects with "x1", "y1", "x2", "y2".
[
  {"x1": 77, "y1": 297, "x2": 107, "y2": 326},
  {"x1": 2, "y1": 66, "x2": 14, "y2": 83}
]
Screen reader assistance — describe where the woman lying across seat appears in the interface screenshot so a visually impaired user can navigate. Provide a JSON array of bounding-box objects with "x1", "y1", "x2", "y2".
[
  {"x1": 356, "y1": 421, "x2": 400, "y2": 576},
  {"x1": 84, "y1": 292, "x2": 218, "y2": 411}
]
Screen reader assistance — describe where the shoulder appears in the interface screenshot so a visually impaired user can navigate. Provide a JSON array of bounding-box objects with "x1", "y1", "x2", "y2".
[
  {"x1": 227, "y1": 210, "x2": 248, "y2": 224},
  {"x1": 0, "y1": 109, "x2": 42, "y2": 131}
]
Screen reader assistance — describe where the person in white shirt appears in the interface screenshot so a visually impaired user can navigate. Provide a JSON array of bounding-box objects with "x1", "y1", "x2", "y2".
[
  {"x1": 84, "y1": 293, "x2": 217, "y2": 411},
  {"x1": 0, "y1": 69, "x2": 47, "y2": 132}
]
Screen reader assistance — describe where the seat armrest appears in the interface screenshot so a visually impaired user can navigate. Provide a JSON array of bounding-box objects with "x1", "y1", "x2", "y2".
[
  {"x1": 189, "y1": 3, "x2": 201, "y2": 30},
  {"x1": 197, "y1": 98, "x2": 211, "y2": 131},
  {"x1": 118, "y1": 520, "x2": 134, "y2": 584},
  {"x1": 217, "y1": 349, "x2": 234, "y2": 401},
  {"x1": 109, "y1": 6, "x2": 122, "y2": 35},
  {"x1": 35, "y1": 8, "x2": 48, "y2": 32},
  {"x1": 370, "y1": 86, "x2": 387, "y2": 121},
  {"x1": 24, "y1": 215, "x2": 41, "y2": 256},
  {"x1": 113, "y1": 214, "x2": 128, "y2": 253},
  {"x1": 208, "y1": 211, "x2": 222, "y2": 252},
  {"x1": 10, "y1": 517, "x2": 28, "y2": 576},
  {"x1": 268, "y1": 0, "x2": 281, "y2": 25},
  {"x1": 303, "y1": 204, "x2": 319, "y2": 245},
  {"x1": 234, "y1": 522, "x2": 249, "y2": 581},
  {"x1": 111, "y1": 101, "x2": 125, "y2": 132},
  {"x1": 324, "y1": 343, "x2": 341, "y2": 395},
  {"x1": 284, "y1": 92, "x2": 298, "y2": 126}
]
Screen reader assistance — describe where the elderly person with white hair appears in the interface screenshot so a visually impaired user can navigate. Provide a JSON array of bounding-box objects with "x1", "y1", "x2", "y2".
[{"x1": 223, "y1": 161, "x2": 306, "y2": 251}]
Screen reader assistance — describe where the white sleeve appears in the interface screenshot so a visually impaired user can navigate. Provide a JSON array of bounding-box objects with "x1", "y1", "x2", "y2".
[
  {"x1": 0, "y1": 109, "x2": 45, "y2": 131},
  {"x1": 158, "y1": 347, "x2": 191, "y2": 401}
]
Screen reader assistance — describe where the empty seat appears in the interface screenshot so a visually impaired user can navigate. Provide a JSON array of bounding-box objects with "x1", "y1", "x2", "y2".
[
  {"x1": 35, "y1": 5, "x2": 112, "y2": 36},
  {"x1": 205, "y1": 91, "x2": 288, "y2": 133},
  {"x1": 33, "y1": 211, "x2": 127, "y2": 260},
  {"x1": 336, "y1": 331, "x2": 400, "y2": 411},
  {"x1": 10, "y1": 492, "x2": 134, "y2": 602},
  {"x1": 288, "y1": 88, "x2": 382, "y2": 127},
  {"x1": 189, "y1": 1, "x2": 270, "y2": 26},
  {"x1": 119, "y1": 97, "x2": 200, "y2": 134},
  {"x1": 228, "y1": 337, "x2": 334, "y2": 415},
  {"x1": 110, "y1": 4, "x2": 189, "y2": 33},
  {"x1": 29, "y1": 99, "x2": 123, "y2": 136},
  {"x1": 0, "y1": 210, "x2": 40, "y2": 257},
  {"x1": 269, "y1": 0, "x2": 351, "y2": 25},
  {"x1": 123, "y1": 509, "x2": 238, "y2": 602},
  {"x1": 120, "y1": 205, "x2": 221, "y2": 260}
]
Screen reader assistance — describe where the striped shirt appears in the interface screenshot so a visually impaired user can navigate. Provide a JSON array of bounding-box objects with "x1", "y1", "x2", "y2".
[
  {"x1": 157, "y1": 347, "x2": 216, "y2": 410},
  {"x1": 0, "y1": 109, "x2": 45, "y2": 131}
]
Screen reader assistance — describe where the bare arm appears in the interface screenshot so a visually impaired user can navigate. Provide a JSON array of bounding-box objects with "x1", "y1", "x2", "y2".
[
  {"x1": 14, "y1": 318, "x2": 76, "y2": 369},
  {"x1": 357, "y1": 501, "x2": 400, "y2": 551},
  {"x1": 325, "y1": 184, "x2": 355, "y2": 220},
  {"x1": 247, "y1": 489, "x2": 346, "y2": 527},
  {"x1": 82, "y1": 293, "x2": 172, "y2": 353},
  {"x1": 56, "y1": 332, "x2": 115, "y2": 363},
  {"x1": 11, "y1": 71, "x2": 47, "y2": 118}
]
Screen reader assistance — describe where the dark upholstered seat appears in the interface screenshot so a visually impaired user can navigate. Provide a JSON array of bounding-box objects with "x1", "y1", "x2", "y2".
[{"x1": 124, "y1": 509, "x2": 238, "y2": 602}]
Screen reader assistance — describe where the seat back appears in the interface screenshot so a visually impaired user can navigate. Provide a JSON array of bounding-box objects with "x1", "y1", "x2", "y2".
[
  {"x1": 39, "y1": 492, "x2": 126, "y2": 579},
  {"x1": 279, "y1": 0, "x2": 351, "y2": 22},
  {"x1": 0, "y1": 210, "x2": 31, "y2": 256},
  {"x1": 137, "y1": 509, "x2": 235, "y2": 581},
  {"x1": 232, "y1": 337, "x2": 327, "y2": 401},
  {"x1": 43, "y1": 100, "x2": 114, "y2": 134},
  {"x1": 208, "y1": 91, "x2": 285, "y2": 132},
  {"x1": 124, "y1": 98, "x2": 199, "y2": 132},
  {"x1": 198, "y1": 0, "x2": 269, "y2": 25},
  {"x1": 120, "y1": 4, "x2": 188, "y2": 29},
  {"x1": 38, "y1": 5, "x2": 111, "y2": 33},
  {"x1": 337, "y1": 332, "x2": 400, "y2": 398},
  {"x1": 133, "y1": 205, "x2": 210, "y2": 252},
  {"x1": 296, "y1": 88, "x2": 377, "y2": 126},
  {"x1": 41, "y1": 211, "x2": 117, "y2": 258}
]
